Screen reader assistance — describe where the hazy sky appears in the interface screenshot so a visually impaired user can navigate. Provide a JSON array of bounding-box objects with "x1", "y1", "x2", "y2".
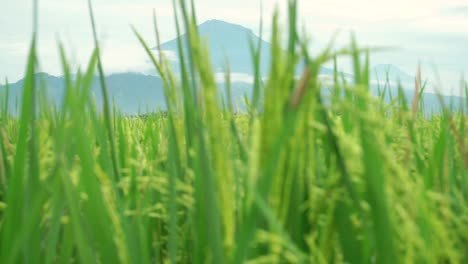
[{"x1": 1, "y1": 0, "x2": 468, "y2": 94}]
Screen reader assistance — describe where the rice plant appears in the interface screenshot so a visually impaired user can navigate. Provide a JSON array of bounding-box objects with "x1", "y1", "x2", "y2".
[{"x1": 0, "y1": 0, "x2": 467, "y2": 263}]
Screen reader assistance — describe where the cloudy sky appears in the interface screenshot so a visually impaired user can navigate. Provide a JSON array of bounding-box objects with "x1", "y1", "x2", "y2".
[{"x1": 1, "y1": 0, "x2": 468, "y2": 94}]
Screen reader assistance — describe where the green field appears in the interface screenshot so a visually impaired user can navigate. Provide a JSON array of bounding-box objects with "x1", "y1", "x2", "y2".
[{"x1": 0, "y1": 0, "x2": 467, "y2": 263}]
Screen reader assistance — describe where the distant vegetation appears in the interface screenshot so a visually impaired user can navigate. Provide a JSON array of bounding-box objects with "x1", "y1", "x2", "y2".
[{"x1": 0, "y1": 0, "x2": 467, "y2": 263}]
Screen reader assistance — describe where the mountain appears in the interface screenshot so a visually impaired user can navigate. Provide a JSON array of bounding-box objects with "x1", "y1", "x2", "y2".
[
  {"x1": 371, "y1": 64, "x2": 415, "y2": 84},
  {"x1": 101, "y1": 73, "x2": 167, "y2": 113},
  {"x1": 156, "y1": 19, "x2": 271, "y2": 74},
  {"x1": 154, "y1": 19, "x2": 335, "y2": 76},
  {"x1": 1, "y1": 71, "x2": 463, "y2": 116},
  {"x1": 1, "y1": 21, "x2": 463, "y2": 115},
  {"x1": 0, "y1": 72, "x2": 253, "y2": 115},
  {"x1": 0, "y1": 73, "x2": 167, "y2": 115}
]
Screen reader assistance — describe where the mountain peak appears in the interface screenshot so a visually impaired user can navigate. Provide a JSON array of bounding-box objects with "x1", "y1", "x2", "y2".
[
  {"x1": 156, "y1": 18, "x2": 269, "y2": 73},
  {"x1": 155, "y1": 19, "x2": 259, "y2": 51},
  {"x1": 199, "y1": 19, "x2": 236, "y2": 26},
  {"x1": 197, "y1": 19, "x2": 253, "y2": 35}
]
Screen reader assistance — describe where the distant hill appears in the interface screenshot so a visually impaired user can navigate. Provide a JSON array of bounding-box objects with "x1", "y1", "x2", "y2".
[
  {"x1": 154, "y1": 19, "x2": 335, "y2": 76},
  {"x1": 371, "y1": 64, "x2": 415, "y2": 84},
  {"x1": 1, "y1": 71, "x2": 463, "y2": 116},
  {"x1": 1, "y1": 21, "x2": 463, "y2": 115},
  {"x1": 0, "y1": 72, "x2": 252, "y2": 115},
  {"x1": 0, "y1": 73, "x2": 167, "y2": 115},
  {"x1": 156, "y1": 19, "x2": 271, "y2": 74}
]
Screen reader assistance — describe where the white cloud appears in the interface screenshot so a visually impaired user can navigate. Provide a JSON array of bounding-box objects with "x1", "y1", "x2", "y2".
[
  {"x1": 215, "y1": 72, "x2": 255, "y2": 83},
  {"x1": 157, "y1": 50, "x2": 179, "y2": 62},
  {"x1": 100, "y1": 46, "x2": 153, "y2": 74}
]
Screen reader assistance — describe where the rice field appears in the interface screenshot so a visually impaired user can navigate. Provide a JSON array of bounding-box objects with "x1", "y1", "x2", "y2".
[{"x1": 0, "y1": 0, "x2": 467, "y2": 263}]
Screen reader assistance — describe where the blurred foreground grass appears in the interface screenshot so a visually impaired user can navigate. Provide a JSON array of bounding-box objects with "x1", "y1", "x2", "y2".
[{"x1": 0, "y1": 0, "x2": 467, "y2": 263}]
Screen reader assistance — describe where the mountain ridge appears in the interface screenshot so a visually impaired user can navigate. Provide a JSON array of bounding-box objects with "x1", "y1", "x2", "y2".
[
  {"x1": 1, "y1": 70, "x2": 463, "y2": 115},
  {"x1": 1, "y1": 20, "x2": 462, "y2": 115}
]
